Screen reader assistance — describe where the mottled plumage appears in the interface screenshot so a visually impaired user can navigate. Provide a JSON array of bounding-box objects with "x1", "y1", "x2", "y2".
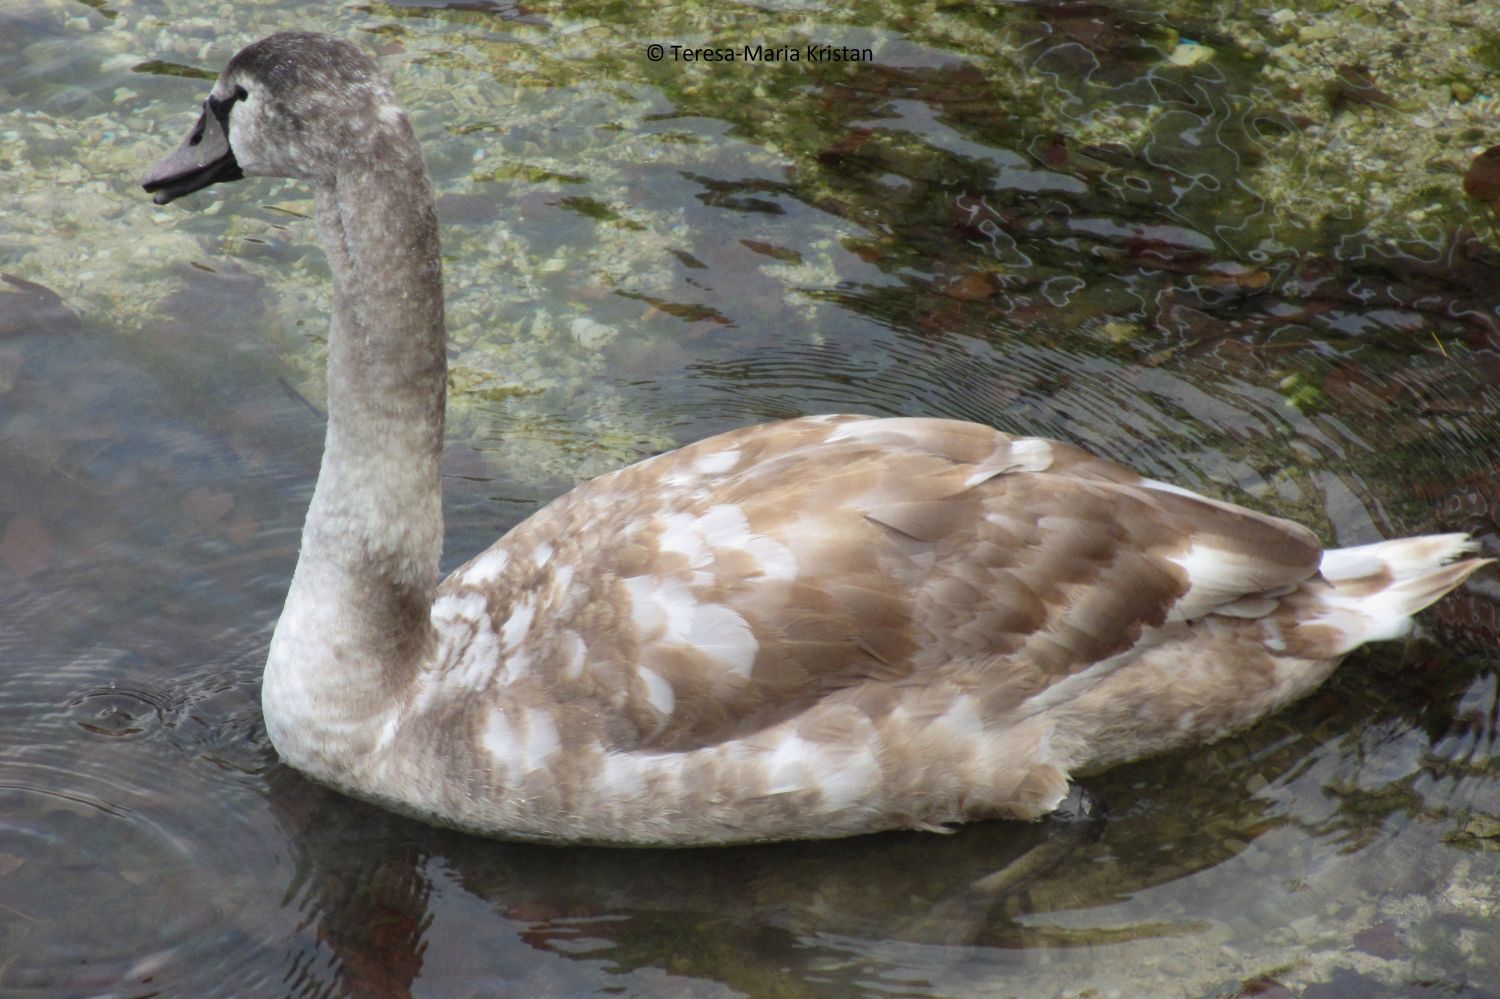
[{"x1": 145, "y1": 33, "x2": 1491, "y2": 845}]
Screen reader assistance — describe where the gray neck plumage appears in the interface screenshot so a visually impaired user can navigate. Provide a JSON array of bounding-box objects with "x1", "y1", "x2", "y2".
[{"x1": 272, "y1": 117, "x2": 445, "y2": 715}]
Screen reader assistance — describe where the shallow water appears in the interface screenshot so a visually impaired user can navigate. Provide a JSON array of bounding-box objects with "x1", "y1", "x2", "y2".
[{"x1": 2, "y1": 0, "x2": 1499, "y2": 995}]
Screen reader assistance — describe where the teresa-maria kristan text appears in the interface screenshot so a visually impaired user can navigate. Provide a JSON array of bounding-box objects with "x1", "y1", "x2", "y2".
[{"x1": 657, "y1": 43, "x2": 874, "y2": 63}]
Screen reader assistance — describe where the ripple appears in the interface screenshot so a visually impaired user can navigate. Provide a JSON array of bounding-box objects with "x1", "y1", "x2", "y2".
[
  {"x1": 0, "y1": 653, "x2": 285, "y2": 998},
  {"x1": 0, "y1": 766, "x2": 285, "y2": 997},
  {"x1": 67, "y1": 680, "x2": 174, "y2": 739}
]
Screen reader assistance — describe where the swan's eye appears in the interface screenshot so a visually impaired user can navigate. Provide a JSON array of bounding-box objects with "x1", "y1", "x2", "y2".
[
  {"x1": 205, "y1": 86, "x2": 247, "y2": 133},
  {"x1": 207, "y1": 86, "x2": 248, "y2": 122}
]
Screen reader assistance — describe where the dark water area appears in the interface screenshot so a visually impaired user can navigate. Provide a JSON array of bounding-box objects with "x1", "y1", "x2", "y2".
[{"x1": 2, "y1": 0, "x2": 1499, "y2": 995}]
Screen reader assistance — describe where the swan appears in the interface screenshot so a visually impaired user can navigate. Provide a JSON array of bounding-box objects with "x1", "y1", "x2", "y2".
[{"x1": 143, "y1": 31, "x2": 1491, "y2": 846}]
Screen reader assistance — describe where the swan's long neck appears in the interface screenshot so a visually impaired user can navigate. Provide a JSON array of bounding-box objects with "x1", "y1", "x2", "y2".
[{"x1": 264, "y1": 119, "x2": 446, "y2": 772}]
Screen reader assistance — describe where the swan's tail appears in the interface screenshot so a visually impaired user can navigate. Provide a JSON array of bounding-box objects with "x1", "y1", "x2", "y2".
[{"x1": 1290, "y1": 533, "x2": 1493, "y2": 656}]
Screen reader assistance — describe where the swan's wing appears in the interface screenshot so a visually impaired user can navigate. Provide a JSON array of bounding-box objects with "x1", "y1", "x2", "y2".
[{"x1": 433, "y1": 415, "x2": 1321, "y2": 752}]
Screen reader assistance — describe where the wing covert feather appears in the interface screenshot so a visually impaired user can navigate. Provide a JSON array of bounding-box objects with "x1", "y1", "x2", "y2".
[{"x1": 436, "y1": 416, "x2": 1322, "y2": 752}]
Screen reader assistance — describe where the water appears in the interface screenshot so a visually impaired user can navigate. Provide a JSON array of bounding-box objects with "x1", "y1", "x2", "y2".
[{"x1": 3, "y1": 0, "x2": 1499, "y2": 995}]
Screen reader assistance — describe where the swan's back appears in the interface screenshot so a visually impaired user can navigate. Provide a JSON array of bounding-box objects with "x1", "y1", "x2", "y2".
[{"x1": 437, "y1": 414, "x2": 1307, "y2": 750}]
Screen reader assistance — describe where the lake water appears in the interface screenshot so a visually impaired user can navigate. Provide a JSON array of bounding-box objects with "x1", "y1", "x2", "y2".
[{"x1": 3, "y1": 0, "x2": 1499, "y2": 996}]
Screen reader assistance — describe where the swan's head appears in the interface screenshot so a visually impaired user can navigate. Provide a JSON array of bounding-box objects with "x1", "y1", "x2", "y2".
[{"x1": 143, "y1": 31, "x2": 405, "y2": 205}]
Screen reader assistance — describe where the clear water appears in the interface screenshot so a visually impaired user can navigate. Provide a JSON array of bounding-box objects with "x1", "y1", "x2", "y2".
[{"x1": 2, "y1": 0, "x2": 1499, "y2": 996}]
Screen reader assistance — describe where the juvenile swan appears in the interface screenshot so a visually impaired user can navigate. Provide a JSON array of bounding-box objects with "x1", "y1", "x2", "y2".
[{"x1": 144, "y1": 32, "x2": 1490, "y2": 845}]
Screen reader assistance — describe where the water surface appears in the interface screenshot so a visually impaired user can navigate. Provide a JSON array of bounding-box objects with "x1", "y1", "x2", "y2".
[{"x1": 2, "y1": 0, "x2": 1499, "y2": 995}]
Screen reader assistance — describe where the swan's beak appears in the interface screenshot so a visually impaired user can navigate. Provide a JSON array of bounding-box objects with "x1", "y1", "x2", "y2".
[{"x1": 142, "y1": 102, "x2": 243, "y2": 205}]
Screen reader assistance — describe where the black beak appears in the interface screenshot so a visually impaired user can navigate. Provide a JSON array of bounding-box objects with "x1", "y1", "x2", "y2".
[{"x1": 142, "y1": 100, "x2": 244, "y2": 205}]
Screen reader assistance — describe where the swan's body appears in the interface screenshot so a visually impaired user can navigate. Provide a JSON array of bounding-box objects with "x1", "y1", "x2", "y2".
[{"x1": 144, "y1": 32, "x2": 1491, "y2": 846}]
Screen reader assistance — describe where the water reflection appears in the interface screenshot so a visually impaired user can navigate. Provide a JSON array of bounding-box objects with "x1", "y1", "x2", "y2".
[{"x1": 269, "y1": 772, "x2": 1222, "y2": 997}]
